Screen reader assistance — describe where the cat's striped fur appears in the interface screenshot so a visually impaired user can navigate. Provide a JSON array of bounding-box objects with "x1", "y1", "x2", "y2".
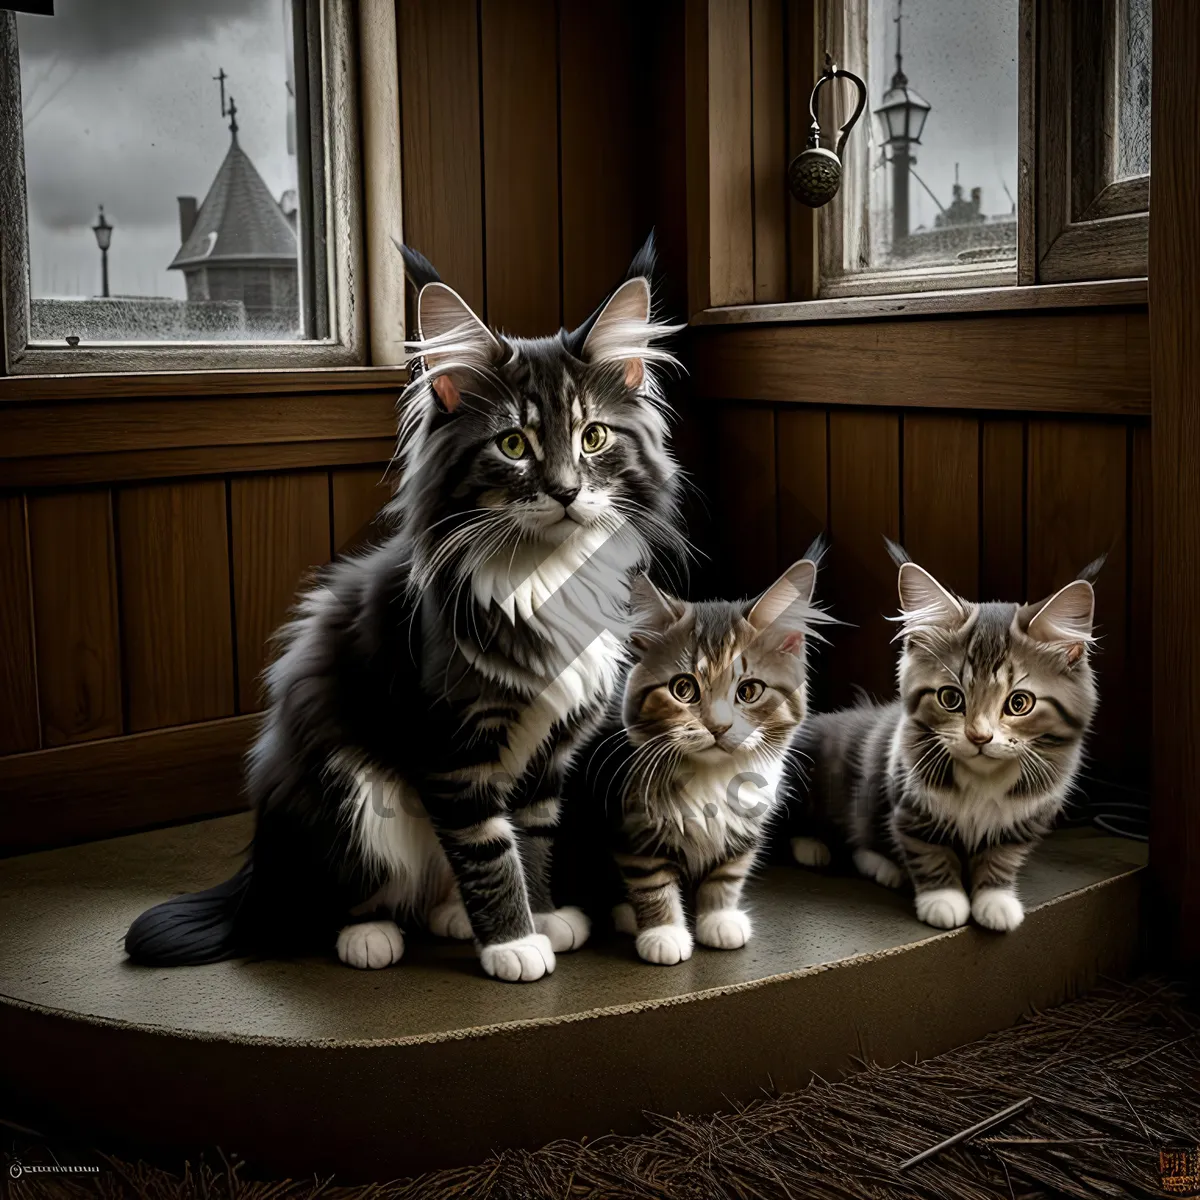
[{"x1": 785, "y1": 546, "x2": 1101, "y2": 933}]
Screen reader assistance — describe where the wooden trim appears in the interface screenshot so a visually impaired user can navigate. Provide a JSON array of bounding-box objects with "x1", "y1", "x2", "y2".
[
  {"x1": 692, "y1": 278, "x2": 1148, "y2": 325},
  {"x1": 786, "y1": 0, "x2": 818, "y2": 301},
  {"x1": 690, "y1": 310, "x2": 1149, "y2": 415},
  {"x1": 1017, "y1": 0, "x2": 1038, "y2": 285},
  {"x1": 0, "y1": 714, "x2": 255, "y2": 856},
  {"x1": 0, "y1": 441, "x2": 395, "y2": 490},
  {"x1": 359, "y1": 0, "x2": 407, "y2": 365},
  {"x1": 685, "y1": 0, "x2": 713, "y2": 317}
]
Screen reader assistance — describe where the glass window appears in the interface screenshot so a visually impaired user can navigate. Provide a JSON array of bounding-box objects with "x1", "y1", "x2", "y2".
[{"x1": 1116, "y1": 0, "x2": 1151, "y2": 180}]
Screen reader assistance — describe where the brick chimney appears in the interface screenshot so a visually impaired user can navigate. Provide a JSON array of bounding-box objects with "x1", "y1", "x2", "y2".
[{"x1": 177, "y1": 196, "x2": 198, "y2": 243}]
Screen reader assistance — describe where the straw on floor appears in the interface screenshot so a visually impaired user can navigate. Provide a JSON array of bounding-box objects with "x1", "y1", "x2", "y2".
[{"x1": 6, "y1": 976, "x2": 1198, "y2": 1199}]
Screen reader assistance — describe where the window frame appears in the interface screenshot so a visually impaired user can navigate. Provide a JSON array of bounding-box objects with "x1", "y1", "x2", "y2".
[{"x1": 0, "y1": 1, "x2": 365, "y2": 377}]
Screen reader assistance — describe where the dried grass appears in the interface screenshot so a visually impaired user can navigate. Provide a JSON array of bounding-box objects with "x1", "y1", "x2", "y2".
[{"x1": 7, "y1": 976, "x2": 1198, "y2": 1200}]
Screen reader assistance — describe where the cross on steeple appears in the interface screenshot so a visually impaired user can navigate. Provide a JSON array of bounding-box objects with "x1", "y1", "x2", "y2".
[
  {"x1": 227, "y1": 94, "x2": 239, "y2": 137},
  {"x1": 213, "y1": 67, "x2": 228, "y2": 118}
]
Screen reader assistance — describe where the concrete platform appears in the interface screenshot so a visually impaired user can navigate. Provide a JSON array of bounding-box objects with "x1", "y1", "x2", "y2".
[{"x1": 0, "y1": 814, "x2": 1145, "y2": 1180}]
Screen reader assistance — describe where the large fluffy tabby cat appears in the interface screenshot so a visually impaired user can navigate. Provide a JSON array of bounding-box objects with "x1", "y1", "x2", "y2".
[
  {"x1": 785, "y1": 545, "x2": 1100, "y2": 933},
  {"x1": 560, "y1": 551, "x2": 823, "y2": 965},
  {"x1": 125, "y1": 235, "x2": 687, "y2": 982}
]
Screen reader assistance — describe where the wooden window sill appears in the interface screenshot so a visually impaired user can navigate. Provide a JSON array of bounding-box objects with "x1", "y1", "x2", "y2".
[{"x1": 690, "y1": 278, "x2": 1148, "y2": 327}]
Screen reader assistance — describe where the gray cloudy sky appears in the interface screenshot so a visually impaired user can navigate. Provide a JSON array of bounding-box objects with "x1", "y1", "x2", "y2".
[{"x1": 18, "y1": 0, "x2": 296, "y2": 300}]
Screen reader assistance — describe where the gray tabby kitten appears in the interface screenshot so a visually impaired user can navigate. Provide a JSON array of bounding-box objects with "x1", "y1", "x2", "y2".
[
  {"x1": 580, "y1": 555, "x2": 822, "y2": 965},
  {"x1": 785, "y1": 548, "x2": 1100, "y2": 933}
]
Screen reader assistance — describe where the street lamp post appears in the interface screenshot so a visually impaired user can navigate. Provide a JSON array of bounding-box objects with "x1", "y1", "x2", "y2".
[
  {"x1": 875, "y1": 2, "x2": 930, "y2": 252},
  {"x1": 92, "y1": 206, "x2": 113, "y2": 298}
]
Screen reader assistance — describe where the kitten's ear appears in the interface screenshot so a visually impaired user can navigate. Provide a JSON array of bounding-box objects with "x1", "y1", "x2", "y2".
[
  {"x1": 748, "y1": 559, "x2": 818, "y2": 655},
  {"x1": 897, "y1": 562, "x2": 965, "y2": 628},
  {"x1": 416, "y1": 282, "x2": 501, "y2": 414},
  {"x1": 581, "y1": 277, "x2": 653, "y2": 390},
  {"x1": 629, "y1": 574, "x2": 685, "y2": 651},
  {"x1": 1026, "y1": 579, "x2": 1095, "y2": 664}
]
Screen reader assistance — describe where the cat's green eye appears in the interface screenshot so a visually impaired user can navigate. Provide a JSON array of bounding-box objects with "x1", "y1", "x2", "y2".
[
  {"x1": 736, "y1": 679, "x2": 765, "y2": 704},
  {"x1": 669, "y1": 673, "x2": 700, "y2": 704},
  {"x1": 936, "y1": 686, "x2": 965, "y2": 713},
  {"x1": 581, "y1": 422, "x2": 610, "y2": 454},
  {"x1": 498, "y1": 431, "x2": 527, "y2": 460},
  {"x1": 1004, "y1": 690, "x2": 1036, "y2": 717}
]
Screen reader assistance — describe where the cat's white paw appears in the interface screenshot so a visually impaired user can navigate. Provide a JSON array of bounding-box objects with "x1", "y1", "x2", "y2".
[
  {"x1": 336, "y1": 920, "x2": 404, "y2": 969},
  {"x1": 853, "y1": 848, "x2": 904, "y2": 889},
  {"x1": 636, "y1": 924, "x2": 693, "y2": 965},
  {"x1": 914, "y1": 888, "x2": 971, "y2": 930},
  {"x1": 791, "y1": 837, "x2": 831, "y2": 868},
  {"x1": 972, "y1": 887, "x2": 1025, "y2": 932},
  {"x1": 534, "y1": 906, "x2": 591, "y2": 952},
  {"x1": 480, "y1": 933, "x2": 555, "y2": 982},
  {"x1": 428, "y1": 898, "x2": 473, "y2": 940},
  {"x1": 696, "y1": 908, "x2": 752, "y2": 950},
  {"x1": 612, "y1": 902, "x2": 638, "y2": 935}
]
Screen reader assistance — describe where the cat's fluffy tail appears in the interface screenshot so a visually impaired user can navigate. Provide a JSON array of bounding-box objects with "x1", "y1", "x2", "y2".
[{"x1": 124, "y1": 861, "x2": 252, "y2": 966}]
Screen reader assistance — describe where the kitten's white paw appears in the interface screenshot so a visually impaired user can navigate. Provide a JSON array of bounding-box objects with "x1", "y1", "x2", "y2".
[
  {"x1": 636, "y1": 924, "x2": 693, "y2": 966},
  {"x1": 480, "y1": 933, "x2": 555, "y2": 982},
  {"x1": 612, "y1": 902, "x2": 638, "y2": 935},
  {"x1": 853, "y1": 848, "x2": 904, "y2": 889},
  {"x1": 534, "y1": 906, "x2": 591, "y2": 952},
  {"x1": 428, "y1": 898, "x2": 473, "y2": 940},
  {"x1": 336, "y1": 920, "x2": 404, "y2": 969},
  {"x1": 696, "y1": 908, "x2": 752, "y2": 950},
  {"x1": 791, "y1": 837, "x2": 831, "y2": 868},
  {"x1": 972, "y1": 887, "x2": 1025, "y2": 932},
  {"x1": 914, "y1": 888, "x2": 971, "y2": 930}
]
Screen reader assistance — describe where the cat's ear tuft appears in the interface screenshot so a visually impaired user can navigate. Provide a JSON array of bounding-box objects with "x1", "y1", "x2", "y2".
[
  {"x1": 629, "y1": 574, "x2": 684, "y2": 651},
  {"x1": 748, "y1": 559, "x2": 818, "y2": 653},
  {"x1": 413, "y1": 282, "x2": 501, "y2": 413},
  {"x1": 897, "y1": 562, "x2": 964, "y2": 629},
  {"x1": 582, "y1": 277, "x2": 652, "y2": 389},
  {"x1": 1027, "y1": 579, "x2": 1095, "y2": 661}
]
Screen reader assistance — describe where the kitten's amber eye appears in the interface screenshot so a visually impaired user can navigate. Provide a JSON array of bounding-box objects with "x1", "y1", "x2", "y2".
[
  {"x1": 736, "y1": 679, "x2": 765, "y2": 704},
  {"x1": 936, "y1": 686, "x2": 965, "y2": 712},
  {"x1": 498, "y1": 431, "x2": 527, "y2": 460},
  {"x1": 581, "y1": 422, "x2": 610, "y2": 454},
  {"x1": 1004, "y1": 690, "x2": 1036, "y2": 716},
  {"x1": 669, "y1": 673, "x2": 699, "y2": 703}
]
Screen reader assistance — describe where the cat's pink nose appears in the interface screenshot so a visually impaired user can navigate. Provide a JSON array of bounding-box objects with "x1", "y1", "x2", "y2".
[
  {"x1": 708, "y1": 722, "x2": 732, "y2": 737},
  {"x1": 966, "y1": 726, "x2": 993, "y2": 746}
]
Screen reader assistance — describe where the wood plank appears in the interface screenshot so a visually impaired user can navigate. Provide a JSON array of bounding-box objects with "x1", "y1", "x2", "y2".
[
  {"x1": 1026, "y1": 419, "x2": 1128, "y2": 780},
  {"x1": 707, "y1": 0, "x2": 755, "y2": 306},
  {"x1": 751, "y1": 0, "x2": 787, "y2": 302},
  {"x1": 685, "y1": 0, "x2": 713, "y2": 317},
  {"x1": 26, "y1": 491, "x2": 123, "y2": 747},
  {"x1": 1128, "y1": 422, "x2": 1151, "y2": 786},
  {"x1": 0, "y1": 392, "x2": 399, "y2": 461},
  {"x1": 901, "y1": 415, "x2": 979, "y2": 600},
  {"x1": 398, "y1": 0, "x2": 485, "y2": 314},
  {"x1": 775, "y1": 407, "x2": 827, "y2": 568},
  {"x1": 826, "y1": 410, "x2": 900, "y2": 706},
  {"x1": 332, "y1": 466, "x2": 395, "y2": 555},
  {"x1": 231, "y1": 473, "x2": 332, "y2": 713},
  {"x1": 559, "y1": 2, "x2": 636, "y2": 329},
  {"x1": 0, "y1": 438, "x2": 397, "y2": 489},
  {"x1": 714, "y1": 405, "x2": 778, "y2": 595},
  {"x1": 480, "y1": 0, "x2": 560, "y2": 334},
  {"x1": 0, "y1": 715, "x2": 255, "y2": 855},
  {"x1": 980, "y1": 419, "x2": 1027, "y2": 601},
  {"x1": 690, "y1": 312, "x2": 1150, "y2": 415},
  {"x1": 117, "y1": 481, "x2": 236, "y2": 732},
  {"x1": 786, "y1": 0, "x2": 818, "y2": 301},
  {"x1": 0, "y1": 496, "x2": 39, "y2": 756}
]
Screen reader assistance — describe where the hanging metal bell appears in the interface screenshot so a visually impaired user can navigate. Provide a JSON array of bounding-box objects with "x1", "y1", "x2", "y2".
[{"x1": 787, "y1": 56, "x2": 867, "y2": 209}]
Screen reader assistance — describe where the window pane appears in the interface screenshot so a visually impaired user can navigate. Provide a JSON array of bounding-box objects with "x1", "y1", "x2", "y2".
[
  {"x1": 857, "y1": 0, "x2": 1018, "y2": 275},
  {"x1": 1117, "y1": 0, "x2": 1151, "y2": 180},
  {"x1": 17, "y1": 0, "x2": 315, "y2": 345}
]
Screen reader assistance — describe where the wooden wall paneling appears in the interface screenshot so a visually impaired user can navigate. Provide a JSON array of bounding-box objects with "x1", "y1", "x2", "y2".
[
  {"x1": 0, "y1": 496, "x2": 39, "y2": 755},
  {"x1": 786, "y1": 0, "x2": 818, "y2": 301},
  {"x1": 231, "y1": 473, "x2": 333, "y2": 713},
  {"x1": 559, "y1": 2, "x2": 636, "y2": 328},
  {"x1": 775, "y1": 406, "x2": 827, "y2": 568},
  {"x1": 980, "y1": 419, "x2": 1027, "y2": 602},
  {"x1": 901, "y1": 415, "x2": 980, "y2": 600},
  {"x1": 714, "y1": 404, "x2": 778, "y2": 595},
  {"x1": 751, "y1": 0, "x2": 787, "y2": 302},
  {"x1": 827, "y1": 410, "x2": 900, "y2": 706},
  {"x1": 26, "y1": 491, "x2": 123, "y2": 747},
  {"x1": 1128, "y1": 423, "x2": 1151, "y2": 784},
  {"x1": 398, "y1": 0, "x2": 485, "y2": 313},
  {"x1": 1026, "y1": 419, "x2": 1128, "y2": 780},
  {"x1": 685, "y1": 0, "x2": 713, "y2": 318},
  {"x1": 117, "y1": 481, "x2": 236, "y2": 732},
  {"x1": 331, "y1": 466, "x2": 395, "y2": 556},
  {"x1": 480, "y1": 0, "x2": 561, "y2": 334}
]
